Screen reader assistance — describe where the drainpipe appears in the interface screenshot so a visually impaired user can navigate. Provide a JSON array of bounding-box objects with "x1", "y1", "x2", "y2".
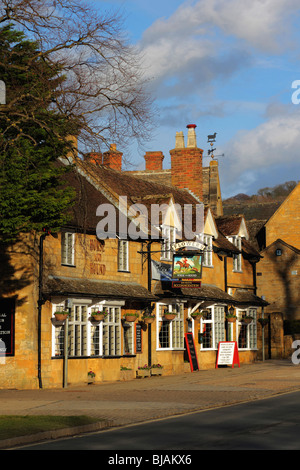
[
  {"x1": 37, "y1": 230, "x2": 49, "y2": 389},
  {"x1": 147, "y1": 241, "x2": 152, "y2": 367},
  {"x1": 224, "y1": 255, "x2": 228, "y2": 292}
]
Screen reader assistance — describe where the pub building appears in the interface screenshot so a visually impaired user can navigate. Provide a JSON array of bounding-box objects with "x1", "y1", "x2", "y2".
[{"x1": 0, "y1": 126, "x2": 267, "y2": 389}]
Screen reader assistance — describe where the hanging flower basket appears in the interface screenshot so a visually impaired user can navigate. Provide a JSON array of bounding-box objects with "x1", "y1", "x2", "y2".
[
  {"x1": 142, "y1": 315, "x2": 155, "y2": 324},
  {"x1": 258, "y1": 318, "x2": 269, "y2": 327},
  {"x1": 54, "y1": 311, "x2": 69, "y2": 322},
  {"x1": 242, "y1": 316, "x2": 253, "y2": 324},
  {"x1": 163, "y1": 312, "x2": 177, "y2": 321},
  {"x1": 226, "y1": 315, "x2": 237, "y2": 323},
  {"x1": 190, "y1": 312, "x2": 203, "y2": 320},
  {"x1": 124, "y1": 313, "x2": 139, "y2": 323}
]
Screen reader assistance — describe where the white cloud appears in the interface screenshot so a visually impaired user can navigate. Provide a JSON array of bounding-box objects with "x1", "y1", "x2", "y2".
[
  {"x1": 220, "y1": 105, "x2": 300, "y2": 196},
  {"x1": 139, "y1": 0, "x2": 299, "y2": 88}
]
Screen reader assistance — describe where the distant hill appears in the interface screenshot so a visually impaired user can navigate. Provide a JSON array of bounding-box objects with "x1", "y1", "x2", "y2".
[{"x1": 223, "y1": 181, "x2": 298, "y2": 221}]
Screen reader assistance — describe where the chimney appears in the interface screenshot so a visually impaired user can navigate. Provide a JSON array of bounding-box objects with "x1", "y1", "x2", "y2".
[
  {"x1": 209, "y1": 159, "x2": 223, "y2": 216},
  {"x1": 102, "y1": 144, "x2": 123, "y2": 171},
  {"x1": 144, "y1": 151, "x2": 164, "y2": 171},
  {"x1": 85, "y1": 150, "x2": 102, "y2": 165},
  {"x1": 170, "y1": 124, "x2": 203, "y2": 201}
]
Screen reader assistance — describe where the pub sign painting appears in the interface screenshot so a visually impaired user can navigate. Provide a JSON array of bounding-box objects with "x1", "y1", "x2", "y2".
[{"x1": 172, "y1": 253, "x2": 203, "y2": 280}]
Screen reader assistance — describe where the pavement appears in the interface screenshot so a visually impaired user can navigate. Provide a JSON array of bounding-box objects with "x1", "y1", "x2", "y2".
[{"x1": 1, "y1": 359, "x2": 300, "y2": 449}]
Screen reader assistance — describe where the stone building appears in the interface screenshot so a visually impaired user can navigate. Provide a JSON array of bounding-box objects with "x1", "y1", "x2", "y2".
[{"x1": 0, "y1": 125, "x2": 267, "y2": 389}]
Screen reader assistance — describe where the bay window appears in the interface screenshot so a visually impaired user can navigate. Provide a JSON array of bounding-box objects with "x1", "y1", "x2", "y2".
[{"x1": 52, "y1": 303, "x2": 122, "y2": 357}]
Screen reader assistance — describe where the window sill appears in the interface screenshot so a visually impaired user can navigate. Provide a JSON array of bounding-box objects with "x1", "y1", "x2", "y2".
[
  {"x1": 203, "y1": 264, "x2": 214, "y2": 269},
  {"x1": 118, "y1": 270, "x2": 130, "y2": 273},
  {"x1": 61, "y1": 263, "x2": 76, "y2": 268},
  {"x1": 232, "y1": 270, "x2": 243, "y2": 273}
]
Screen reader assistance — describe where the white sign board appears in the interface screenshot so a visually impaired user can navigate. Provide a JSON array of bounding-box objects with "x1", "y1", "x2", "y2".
[{"x1": 216, "y1": 341, "x2": 240, "y2": 368}]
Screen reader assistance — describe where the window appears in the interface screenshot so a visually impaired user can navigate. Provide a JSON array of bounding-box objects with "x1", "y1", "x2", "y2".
[
  {"x1": 61, "y1": 232, "x2": 75, "y2": 266},
  {"x1": 103, "y1": 306, "x2": 121, "y2": 356},
  {"x1": 69, "y1": 305, "x2": 88, "y2": 356},
  {"x1": 123, "y1": 323, "x2": 134, "y2": 355},
  {"x1": 161, "y1": 226, "x2": 175, "y2": 261},
  {"x1": 228, "y1": 236, "x2": 242, "y2": 272},
  {"x1": 201, "y1": 306, "x2": 225, "y2": 350},
  {"x1": 237, "y1": 308, "x2": 257, "y2": 350},
  {"x1": 52, "y1": 304, "x2": 122, "y2": 357},
  {"x1": 203, "y1": 235, "x2": 213, "y2": 267},
  {"x1": 118, "y1": 240, "x2": 129, "y2": 271},
  {"x1": 157, "y1": 303, "x2": 184, "y2": 350}
]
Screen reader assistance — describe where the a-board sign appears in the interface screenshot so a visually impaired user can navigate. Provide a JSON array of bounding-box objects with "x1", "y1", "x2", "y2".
[
  {"x1": 135, "y1": 323, "x2": 142, "y2": 353},
  {"x1": 216, "y1": 341, "x2": 240, "y2": 368},
  {"x1": 185, "y1": 333, "x2": 199, "y2": 371}
]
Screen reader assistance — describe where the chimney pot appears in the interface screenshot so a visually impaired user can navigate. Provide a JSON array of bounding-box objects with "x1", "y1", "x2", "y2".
[
  {"x1": 186, "y1": 124, "x2": 197, "y2": 148},
  {"x1": 175, "y1": 131, "x2": 185, "y2": 149}
]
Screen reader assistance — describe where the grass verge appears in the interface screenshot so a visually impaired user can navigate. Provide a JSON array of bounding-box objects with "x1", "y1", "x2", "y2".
[{"x1": 0, "y1": 415, "x2": 102, "y2": 440}]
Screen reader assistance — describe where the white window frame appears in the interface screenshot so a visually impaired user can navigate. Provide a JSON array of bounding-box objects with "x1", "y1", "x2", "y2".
[
  {"x1": 203, "y1": 234, "x2": 213, "y2": 267},
  {"x1": 228, "y1": 236, "x2": 242, "y2": 272},
  {"x1": 161, "y1": 226, "x2": 175, "y2": 261},
  {"x1": 61, "y1": 231, "x2": 75, "y2": 266},
  {"x1": 200, "y1": 305, "x2": 225, "y2": 350},
  {"x1": 236, "y1": 307, "x2": 257, "y2": 350},
  {"x1": 156, "y1": 302, "x2": 184, "y2": 350},
  {"x1": 118, "y1": 240, "x2": 129, "y2": 271},
  {"x1": 52, "y1": 303, "x2": 122, "y2": 358},
  {"x1": 123, "y1": 322, "x2": 135, "y2": 355}
]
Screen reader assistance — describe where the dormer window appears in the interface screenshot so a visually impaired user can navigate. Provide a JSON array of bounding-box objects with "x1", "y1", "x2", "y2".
[
  {"x1": 203, "y1": 234, "x2": 213, "y2": 267},
  {"x1": 161, "y1": 226, "x2": 175, "y2": 261},
  {"x1": 229, "y1": 236, "x2": 242, "y2": 272},
  {"x1": 61, "y1": 231, "x2": 75, "y2": 266}
]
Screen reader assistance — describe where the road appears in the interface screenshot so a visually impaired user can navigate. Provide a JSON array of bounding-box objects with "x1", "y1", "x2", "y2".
[{"x1": 18, "y1": 390, "x2": 300, "y2": 451}]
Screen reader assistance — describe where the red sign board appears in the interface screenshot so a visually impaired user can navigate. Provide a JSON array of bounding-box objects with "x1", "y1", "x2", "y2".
[
  {"x1": 172, "y1": 281, "x2": 201, "y2": 288},
  {"x1": 185, "y1": 333, "x2": 199, "y2": 372}
]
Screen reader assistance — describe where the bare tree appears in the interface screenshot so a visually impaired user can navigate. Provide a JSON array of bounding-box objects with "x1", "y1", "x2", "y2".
[{"x1": 0, "y1": 0, "x2": 154, "y2": 160}]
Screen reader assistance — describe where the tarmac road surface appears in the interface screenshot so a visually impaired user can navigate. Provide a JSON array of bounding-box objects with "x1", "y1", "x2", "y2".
[{"x1": 17, "y1": 389, "x2": 300, "y2": 450}]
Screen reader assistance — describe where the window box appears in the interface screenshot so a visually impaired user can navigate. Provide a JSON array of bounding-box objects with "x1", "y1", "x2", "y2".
[
  {"x1": 151, "y1": 365, "x2": 163, "y2": 376},
  {"x1": 136, "y1": 368, "x2": 150, "y2": 378}
]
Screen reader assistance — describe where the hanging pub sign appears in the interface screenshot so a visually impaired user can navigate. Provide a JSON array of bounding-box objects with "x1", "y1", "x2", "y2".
[{"x1": 172, "y1": 252, "x2": 203, "y2": 280}]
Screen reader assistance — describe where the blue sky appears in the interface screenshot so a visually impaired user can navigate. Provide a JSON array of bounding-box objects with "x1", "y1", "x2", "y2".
[{"x1": 95, "y1": 0, "x2": 300, "y2": 198}]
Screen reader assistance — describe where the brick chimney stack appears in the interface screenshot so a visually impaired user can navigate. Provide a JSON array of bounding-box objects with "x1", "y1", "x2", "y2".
[
  {"x1": 170, "y1": 124, "x2": 203, "y2": 201},
  {"x1": 85, "y1": 151, "x2": 102, "y2": 165},
  {"x1": 144, "y1": 151, "x2": 164, "y2": 171},
  {"x1": 103, "y1": 144, "x2": 123, "y2": 171}
]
